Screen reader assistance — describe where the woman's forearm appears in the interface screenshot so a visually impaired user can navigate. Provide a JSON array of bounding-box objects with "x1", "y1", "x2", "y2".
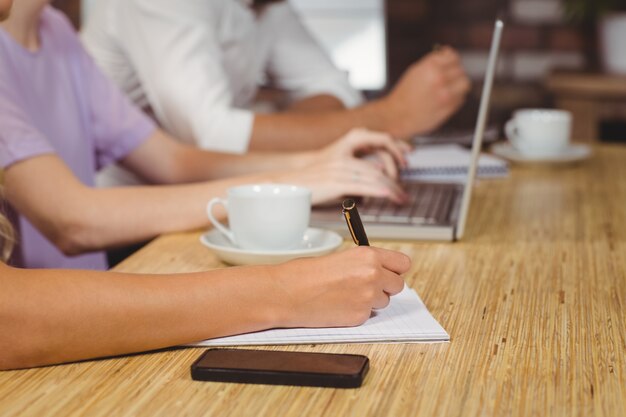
[
  {"x1": 129, "y1": 129, "x2": 316, "y2": 184},
  {"x1": 172, "y1": 144, "x2": 316, "y2": 183},
  {"x1": 0, "y1": 247, "x2": 410, "y2": 371},
  {"x1": 0, "y1": 264, "x2": 281, "y2": 370},
  {"x1": 4, "y1": 155, "x2": 292, "y2": 255}
]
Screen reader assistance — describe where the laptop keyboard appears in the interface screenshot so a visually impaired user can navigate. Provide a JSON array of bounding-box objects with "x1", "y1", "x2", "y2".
[{"x1": 358, "y1": 182, "x2": 461, "y2": 225}]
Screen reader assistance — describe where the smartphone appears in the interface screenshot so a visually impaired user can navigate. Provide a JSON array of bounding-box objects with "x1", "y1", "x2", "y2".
[{"x1": 190, "y1": 348, "x2": 369, "y2": 388}]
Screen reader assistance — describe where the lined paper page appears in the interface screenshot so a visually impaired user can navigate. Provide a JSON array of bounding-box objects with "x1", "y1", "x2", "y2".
[
  {"x1": 403, "y1": 144, "x2": 508, "y2": 182},
  {"x1": 192, "y1": 287, "x2": 449, "y2": 347}
]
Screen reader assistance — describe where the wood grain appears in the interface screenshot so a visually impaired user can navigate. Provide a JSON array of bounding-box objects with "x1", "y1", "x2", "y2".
[
  {"x1": 547, "y1": 72, "x2": 626, "y2": 98},
  {"x1": 547, "y1": 72, "x2": 626, "y2": 142},
  {"x1": 1, "y1": 145, "x2": 625, "y2": 417}
]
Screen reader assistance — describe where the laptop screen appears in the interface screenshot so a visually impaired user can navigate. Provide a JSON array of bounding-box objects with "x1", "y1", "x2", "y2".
[{"x1": 455, "y1": 19, "x2": 504, "y2": 239}]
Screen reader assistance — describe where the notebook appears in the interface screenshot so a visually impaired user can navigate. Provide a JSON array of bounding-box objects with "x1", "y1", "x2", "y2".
[
  {"x1": 192, "y1": 286, "x2": 449, "y2": 346},
  {"x1": 412, "y1": 125, "x2": 500, "y2": 147},
  {"x1": 403, "y1": 144, "x2": 509, "y2": 183}
]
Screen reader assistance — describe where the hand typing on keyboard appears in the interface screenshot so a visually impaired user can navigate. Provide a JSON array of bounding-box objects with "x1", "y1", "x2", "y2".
[{"x1": 277, "y1": 128, "x2": 410, "y2": 205}]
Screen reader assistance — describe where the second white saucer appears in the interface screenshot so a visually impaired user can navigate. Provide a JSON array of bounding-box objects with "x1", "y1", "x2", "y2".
[
  {"x1": 491, "y1": 143, "x2": 592, "y2": 164},
  {"x1": 200, "y1": 227, "x2": 343, "y2": 266}
]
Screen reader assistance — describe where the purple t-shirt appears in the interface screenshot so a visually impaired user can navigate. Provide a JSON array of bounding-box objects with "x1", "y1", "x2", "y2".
[{"x1": 0, "y1": 7, "x2": 156, "y2": 270}]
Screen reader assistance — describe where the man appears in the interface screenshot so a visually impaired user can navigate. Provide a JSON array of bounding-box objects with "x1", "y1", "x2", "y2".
[{"x1": 82, "y1": 0, "x2": 470, "y2": 185}]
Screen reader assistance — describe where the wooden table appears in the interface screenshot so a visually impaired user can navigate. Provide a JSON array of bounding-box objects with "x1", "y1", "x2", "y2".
[
  {"x1": 546, "y1": 72, "x2": 626, "y2": 142},
  {"x1": 1, "y1": 145, "x2": 625, "y2": 417}
]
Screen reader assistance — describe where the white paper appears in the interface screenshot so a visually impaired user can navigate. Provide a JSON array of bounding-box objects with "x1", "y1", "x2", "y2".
[
  {"x1": 191, "y1": 286, "x2": 449, "y2": 346},
  {"x1": 403, "y1": 144, "x2": 508, "y2": 182}
]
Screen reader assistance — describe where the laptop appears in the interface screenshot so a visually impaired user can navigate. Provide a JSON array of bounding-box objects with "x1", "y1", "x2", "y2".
[{"x1": 311, "y1": 19, "x2": 504, "y2": 241}]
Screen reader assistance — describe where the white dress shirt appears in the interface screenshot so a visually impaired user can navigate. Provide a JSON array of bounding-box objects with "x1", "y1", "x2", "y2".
[{"x1": 82, "y1": 0, "x2": 363, "y2": 157}]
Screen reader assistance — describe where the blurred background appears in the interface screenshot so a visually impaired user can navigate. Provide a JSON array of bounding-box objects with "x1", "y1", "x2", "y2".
[{"x1": 54, "y1": 0, "x2": 626, "y2": 143}]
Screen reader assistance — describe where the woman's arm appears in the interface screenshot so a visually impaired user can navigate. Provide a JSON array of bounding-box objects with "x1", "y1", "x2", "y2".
[
  {"x1": 119, "y1": 128, "x2": 406, "y2": 185},
  {"x1": 5, "y1": 155, "x2": 256, "y2": 255},
  {"x1": 119, "y1": 128, "x2": 317, "y2": 185},
  {"x1": 4, "y1": 130, "x2": 407, "y2": 256},
  {"x1": 0, "y1": 246, "x2": 410, "y2": 370}
]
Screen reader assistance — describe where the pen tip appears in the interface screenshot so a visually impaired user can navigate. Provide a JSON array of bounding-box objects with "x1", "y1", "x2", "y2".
[{"x1": 342, "y1": 199, "x2": 356, "y2": 210}]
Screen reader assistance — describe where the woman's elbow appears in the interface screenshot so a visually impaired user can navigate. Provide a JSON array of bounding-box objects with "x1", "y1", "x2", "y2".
[
  {"x1": 0, "y1": 346, "x2": 33, "y2": 371},
  {"x1": 0, "y1": 339, "x2": 59, "y2": 371},
  {"x1": 50, "y1": 217, "x2": 95, "y2": 256},
  {"x1": 0, "y1": 321, "x2": 45, "y2": 370}
]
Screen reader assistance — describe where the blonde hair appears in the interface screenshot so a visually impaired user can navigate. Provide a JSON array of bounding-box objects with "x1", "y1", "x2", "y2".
[
  {"x1": 0, "y1": 187, "x2": 14, "y2": 262},
  {"x1": 0, "y1": 213, "x2": 13, "y2": 262}
]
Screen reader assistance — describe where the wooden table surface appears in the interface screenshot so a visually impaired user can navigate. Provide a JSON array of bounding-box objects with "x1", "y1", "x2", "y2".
[
  {"x1": 1, "y1": 145, "x2": 625, "y2": 417},
  {"x1": 546, "y1": 72, "x2": 626, "y2": 142}
]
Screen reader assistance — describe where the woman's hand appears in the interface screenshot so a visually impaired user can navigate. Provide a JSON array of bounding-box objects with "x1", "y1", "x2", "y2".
[
  {"x1": 315, "y1": 128, "x2": 410, "y2": 179},
  {"x1": 268, "y1": 246, "x2": 411, "y2": 328},
  {"x1": 278, "y1": 128, "x2": 410, "y2": 204}
]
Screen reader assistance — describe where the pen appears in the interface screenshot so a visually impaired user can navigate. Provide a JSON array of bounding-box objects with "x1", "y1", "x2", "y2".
[{"x1": 342, "y1": 199, "x2": 370, "y2": 246}]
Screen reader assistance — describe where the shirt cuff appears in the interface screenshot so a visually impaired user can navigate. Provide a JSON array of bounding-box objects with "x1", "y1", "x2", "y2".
[
  {"x1": 194, "y1": 108, "x2": 254, "y2": 154},
  {"x1": 290, "y1": 83, "x2": 365, "y2": 109}
]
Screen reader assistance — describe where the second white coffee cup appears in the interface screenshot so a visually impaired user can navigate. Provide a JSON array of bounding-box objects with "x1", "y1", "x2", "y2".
[
  {"x1": 207, "y1": 184, "x2": 312, "y2": 251},
  {"x1": 505, "y1": 109, "x2": 572, "y2": 157}
]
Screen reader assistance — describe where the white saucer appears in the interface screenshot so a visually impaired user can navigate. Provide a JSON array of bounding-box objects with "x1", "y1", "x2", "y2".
[
  {"x1": 200, "y1": 227, "x2": 343, "y2": 266},
  {"x1": 491, "y1": 143, "x2": 592, "y2": 164}
]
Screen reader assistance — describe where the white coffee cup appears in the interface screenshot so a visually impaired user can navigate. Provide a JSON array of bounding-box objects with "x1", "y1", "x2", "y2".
[
  {"x1": 505, "y1": 109, "x2": 572, "y2": 157},
  {"x1": 206, "y1": 184, "x2": 312, "y2": 251}
]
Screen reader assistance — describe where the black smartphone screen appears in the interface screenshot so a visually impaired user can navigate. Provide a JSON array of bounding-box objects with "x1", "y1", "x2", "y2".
[{"x1": 190, "y1": 348, "x2": 369, "y2": 388}]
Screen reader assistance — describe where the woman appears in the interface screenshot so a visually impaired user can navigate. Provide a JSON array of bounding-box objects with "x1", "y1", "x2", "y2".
[
  {"x1": 0, "y1": 0, "x2": 410, "y2": 371},
  {"x1": 0, "y1": 0, "x2": 407, "y2": 270}
]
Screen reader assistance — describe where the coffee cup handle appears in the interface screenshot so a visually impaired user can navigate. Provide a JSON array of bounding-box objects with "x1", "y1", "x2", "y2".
[
  {"x1": 505, "y1": 119, "x2": 521, "y2": 148},
  {"x1": 206, "y1": 198, "x2": 236, "y2": 246}
]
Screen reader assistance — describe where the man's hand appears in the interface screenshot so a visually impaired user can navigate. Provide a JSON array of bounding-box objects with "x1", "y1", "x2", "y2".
[{"x1": 380, "y1": 46, "x2": 471, "y2": 140}]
